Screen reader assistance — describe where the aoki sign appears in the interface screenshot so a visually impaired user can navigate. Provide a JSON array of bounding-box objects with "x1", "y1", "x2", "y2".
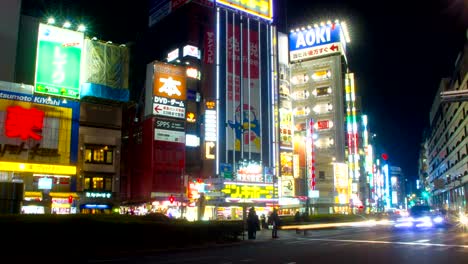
[{"x1": 289, "y1": 23, "x2": 343, "y2": 62}]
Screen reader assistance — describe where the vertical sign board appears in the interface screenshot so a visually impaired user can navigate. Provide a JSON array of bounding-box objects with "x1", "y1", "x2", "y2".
[
  {"x1": 204, "y1": 101, "x2": 217, "y2": 160},
  {"x1": 34, "y1": 24, "x2": 84, "y2": 99},
  {"x1": 289, "y1": 23, "x2": 343, "y2": 62}
]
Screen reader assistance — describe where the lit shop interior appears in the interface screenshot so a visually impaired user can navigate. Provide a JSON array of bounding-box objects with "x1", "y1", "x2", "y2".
[{"x1": 0, "y1": 163, "x2": 78, "y2": 214}]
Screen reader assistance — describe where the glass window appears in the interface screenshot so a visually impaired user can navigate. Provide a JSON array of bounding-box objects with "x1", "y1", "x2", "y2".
[
  {"x1": 84, "y1": 178, "x2": 91, "y2": 190},
  {"x1": 93, "y1": 177, "x2": 104, "y2": 190},
  {"x1": 84, "y1": 145, "x2": 114, "y2": 165},
  {"x1": 105, "y1": 178, "x2": 112, "y2": 191},
  {"x1": 319, "y1": 171, "x2": 325, "y2": 180},
  {"x1": 85, "y1": 149, "x2": 92, "y2": 162},
  {"x1": 106, "y1": 151, "x2": 113, "y2": 164}
]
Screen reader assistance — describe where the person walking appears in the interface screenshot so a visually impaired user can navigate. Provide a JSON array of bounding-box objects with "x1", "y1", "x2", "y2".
[
  {"x1": 270, "y1": 208, "x2": 280, "y2": 238},
  {"x1": 247, "y1": 207, "x2": 259, "y2": 239}
]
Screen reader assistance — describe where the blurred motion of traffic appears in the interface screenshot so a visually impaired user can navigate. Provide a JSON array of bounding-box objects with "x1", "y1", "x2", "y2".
[{"x1": 0, "y1": 0, "x2": 467, "y2": 263}]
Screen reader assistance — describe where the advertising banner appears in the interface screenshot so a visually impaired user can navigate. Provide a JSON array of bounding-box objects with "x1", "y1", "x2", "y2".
[
  {"x1": 289, "y1": 23, "x2": 343, "y2": 62},
  {"x1": 153, "y1": 62, "x2": 187, "y2": 100},
  {"x1": 0, "y1": 90, "x2": 80, "y2": 165},
  {"x1": 34, "y1": 23, "x2": 84, "y2": 99},
  {"x1": 217, "y1": 0, "x2": 273, "y2": 20},
  {"x1": 280, "y1": 152, "x2": 293, "y2": 177},
  {"x1": 280, "y1": 176, "x2": 295, "y2": 197},
  {"x1": 222, "y1": 182, "x2": 277, "y2": 203},
  {"x1": 226, "y1": 25, "x2": 261, "y2": 154}
]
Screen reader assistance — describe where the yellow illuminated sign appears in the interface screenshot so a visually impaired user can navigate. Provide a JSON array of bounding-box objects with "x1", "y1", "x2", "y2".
[
  {"x1": 222, "y1": 183, "x2": 275, "y2": 200},
  {"x1": 186, "y1": 112, "x2": 196, "y2": 123},
  {"x1": 0, "y1": 161, "x2": 76, "y2": 175},
  {"x1": 205, "y1": 101, "x2": 216, "y2": 110},
  {"x1": 218, "y1": 0, "x2": 273, "y2": 20},
  {"x1": 205, "y1": 142, "x2": 216, "y2": 159}
]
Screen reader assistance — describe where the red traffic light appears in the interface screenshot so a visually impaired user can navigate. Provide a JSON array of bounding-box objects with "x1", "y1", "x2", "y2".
[{"x1": 169, "y1": 195, "x2": 175, "y2": 204}]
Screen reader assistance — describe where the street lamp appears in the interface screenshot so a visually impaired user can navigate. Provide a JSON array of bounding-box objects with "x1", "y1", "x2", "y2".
[{"x1": 77, "y1": 24, "x2": 86, "y2": 32}]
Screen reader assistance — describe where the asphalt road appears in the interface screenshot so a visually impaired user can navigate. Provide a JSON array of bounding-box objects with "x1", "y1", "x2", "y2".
[{"x1": 88, "y1": 225, "x2": 468, "y2": 264}]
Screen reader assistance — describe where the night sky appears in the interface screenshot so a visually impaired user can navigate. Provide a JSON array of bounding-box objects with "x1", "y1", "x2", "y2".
[
  {"x1": 21, "y1": 0, "x2": 467, "y2": 180},
  {"x1": 281, "y1": 0, "x2": 467, "y2": 180}
]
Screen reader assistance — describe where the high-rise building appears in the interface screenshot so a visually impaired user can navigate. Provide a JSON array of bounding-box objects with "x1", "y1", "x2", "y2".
[
  {"x1": 288, "y1": 21, "x2": 350, "y2": 214},
  {"x1": 423, "y1": 42, "x2": 468, "y2": 212},
  {"x1": 124, "y1": 0, "x2": 279, "y2": 220}
]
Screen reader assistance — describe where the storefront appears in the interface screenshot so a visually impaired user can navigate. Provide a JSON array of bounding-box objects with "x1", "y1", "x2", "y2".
[{"x1": 0, "y1": 86, "x2": 80, "y2": 214}]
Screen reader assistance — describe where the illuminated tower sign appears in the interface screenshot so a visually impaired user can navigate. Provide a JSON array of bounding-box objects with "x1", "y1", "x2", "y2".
[{"x1": 34, "y1": 23, "x2": 84, "y2": 99}]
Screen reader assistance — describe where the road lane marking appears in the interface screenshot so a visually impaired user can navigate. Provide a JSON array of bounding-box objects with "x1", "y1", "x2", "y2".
[
  {"x1": 286, "y1": 238, "x2": 468, "y2": 249},
  {"x1": 414, "y1": 239, "x2": 430, "y2": 243}
]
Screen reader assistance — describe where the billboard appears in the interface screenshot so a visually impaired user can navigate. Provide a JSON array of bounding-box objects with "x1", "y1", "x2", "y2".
[
  {"x1": 289, "y1": 23, "x2": 343, "y2": 62},
  {"x1": 217, "y1": 0, "x2": 273, "y2": 21},
  {"x1": 280, "y1": 176, "x2": 295, "y2": 197},
  {"x1": 222, "y1": 182, "x2": 277, "y2": 203},
  {"x1": 153, "y1": 62, "x2": 187, "y2": 100},
  {"x1": 226, "y1": 25, "x2": 261, "y2": 154},
  {"x1": 34, "y1": 24, "x2": 84, "y2": 99},
  {"x1": 0, "y1": 89, "x2": 80, "y2": 165}
]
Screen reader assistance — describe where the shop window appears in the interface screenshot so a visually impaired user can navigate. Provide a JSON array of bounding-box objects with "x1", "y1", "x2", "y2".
[{"x1": 84, "y1": 145, "x2": 114, "y2": 165}]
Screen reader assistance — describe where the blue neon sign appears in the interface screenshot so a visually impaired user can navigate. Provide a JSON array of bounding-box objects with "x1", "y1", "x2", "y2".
[{"x1": 289, "y1": 24, "x2": 342, "y2": 52}]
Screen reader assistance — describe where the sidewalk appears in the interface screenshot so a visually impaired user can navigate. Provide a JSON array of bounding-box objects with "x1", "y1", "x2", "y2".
[{"x1": 241, "y1": 228, "x2": 297, "y2": 242}]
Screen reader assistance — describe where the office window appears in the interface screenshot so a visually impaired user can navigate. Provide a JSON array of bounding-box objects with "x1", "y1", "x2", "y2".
[
  {"x1": 84, "y1": 176, "x2": 112, "y2": 192},
  {"x1": 319, "y1": 171, "x2": 325, "y2": 180},
  {"x1": 84, "y1": 145, "x2": 114, "y2": 165}
]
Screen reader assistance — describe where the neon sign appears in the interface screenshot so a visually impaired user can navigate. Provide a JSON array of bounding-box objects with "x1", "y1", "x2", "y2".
[
  {"x1": 221, "y1": 182, "x2": 276, "y2": 202},
  {"x1": 217, "y1": 0, "x2": 273, "y2": 21},
  {"x1": 5, "y1": 106, "x2": 45, "y2": 140}
]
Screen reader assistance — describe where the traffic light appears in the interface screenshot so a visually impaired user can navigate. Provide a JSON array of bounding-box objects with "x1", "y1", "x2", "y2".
[{"x1": 169, "y1": 195, "x2": 174, "y2": 204}]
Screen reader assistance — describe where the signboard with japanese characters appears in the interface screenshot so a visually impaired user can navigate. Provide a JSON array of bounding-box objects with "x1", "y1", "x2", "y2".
[
  {"x1": 34, "y1": 23, "x2": 84, "y2": 99},
  {"x1": 153, "y1": 62, "x2": 187, "y2": 100},
  {"x1": 0, "y1": 89, "x2": 80, "y2": 164},
  {"x1": 153, "y1": 103, "x2": 186, "y2": 119},
  {"x1": 289, "y1": 23, "x2": 344, "y2": 62}
]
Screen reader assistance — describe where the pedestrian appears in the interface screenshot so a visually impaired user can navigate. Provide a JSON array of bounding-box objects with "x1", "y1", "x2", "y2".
[
  {"x1": 270, "y1": 208, "x2": 280, "y2": 238},
  {"x1": 294, "y1": 211, "x2": 301, "y2": 223},
  {"x1": 260, "y1": 214, "x2": 267, "y2": 229},
  {"x1": 247, "y1": 207, "x2": 259, "y2": 239}
]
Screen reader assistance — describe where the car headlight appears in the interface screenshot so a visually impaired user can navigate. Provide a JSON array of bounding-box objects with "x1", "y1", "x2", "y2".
[{"x1": 433, "y1": 216, "x2": 444, "y2": 224}]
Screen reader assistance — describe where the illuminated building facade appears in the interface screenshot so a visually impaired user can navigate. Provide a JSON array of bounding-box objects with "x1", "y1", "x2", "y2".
[
  {"x1": 125, "y1": 0, "x2": 278, "y2": 219},
  {"x1": 0, "y1": 82, "x2": 80, "y2": 214},
  {"x1": 289, "y1": 21, "x2": 350, "y2": 214},
  {"x1": 423, "y1": 43, "x2": 468, "y2": 212}
]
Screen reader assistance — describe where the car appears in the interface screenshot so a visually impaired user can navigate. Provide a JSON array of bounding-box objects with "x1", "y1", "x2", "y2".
[{"x1": 393, "y1": 205, "x2": 446, "y2": 229}]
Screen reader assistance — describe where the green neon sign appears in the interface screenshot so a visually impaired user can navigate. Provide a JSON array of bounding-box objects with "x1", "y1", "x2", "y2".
[{"x1": 34, "y1": 24, "x2": 84, "y2": 99}]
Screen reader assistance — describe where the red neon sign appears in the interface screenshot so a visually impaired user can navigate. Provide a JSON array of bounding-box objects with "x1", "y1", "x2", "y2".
[{"x1": 5, "y1": 106, "x2": 45, "y2": 140}]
